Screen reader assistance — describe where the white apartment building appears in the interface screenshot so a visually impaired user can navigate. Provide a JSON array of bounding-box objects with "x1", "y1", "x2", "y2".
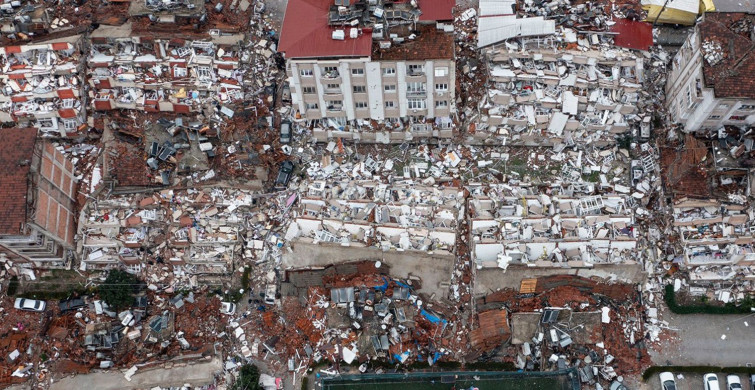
[
  {"x1": 666, "y1": 12, "x2": 755, "y2": 133},
  {"x1": 278, "y1": 0, "x2": 456, "y2": 141}
]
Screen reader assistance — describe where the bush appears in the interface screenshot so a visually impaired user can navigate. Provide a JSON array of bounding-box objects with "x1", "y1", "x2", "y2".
[
  {"x1": 6, "y1": 276, "x2": 19, "y2": 296},
  {"x1": 664, "y1": 285, "x2": 753, "y2": 315},
  {"x1": 300, "y1": 376, "x2": 309, "y2": 390},
  {"x1": 98, "y1": 270, "x2": 141, "y2": 310},
  {"x1": 232, "y1": 364, "x2": 262, "y2": 390},
  {"x1": 643, "y1": 365, "x2": 755, "y2": 381}
]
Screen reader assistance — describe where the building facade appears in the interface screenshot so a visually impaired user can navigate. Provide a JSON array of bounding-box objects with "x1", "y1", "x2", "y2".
[
  {"x1": 666, "y1": 12, "x2": 755, "y2": 133},
  {"x1": 0, "y1": 128, "x2": 77, "y2": 270}
]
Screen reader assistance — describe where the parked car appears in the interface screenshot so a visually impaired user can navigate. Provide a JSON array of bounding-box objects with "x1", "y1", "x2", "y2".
[
  {"x1": 275, "y1": 161, "x2": 294, "y2": 188},
  {"x1": 705, "y1": 373, "x2": 721, "y2": 390},
  {"x1": 609, "y1": 380, "x2": 628, "y2": 390},
  {"x1": 220, "y1": 302, "x2": 236, "y2": 315},
  {"x1": 728, "y1": 375, "x2": 743, "y2": 390},
  {"x1": 280, "y1": 120, "x2": 291, "y2": 144},
  {"x1": 14, "y1": 298, "x2": 46, "y2": 312},
  {"x1": 750, "y1": 374, "x2": 754, "y2": 390},
  {"x1": 660, "y1": 372, "x2": 676, "y2": 390},
  {"x1": 58, "y1": 298, "x2": 86, "y2": 313}
]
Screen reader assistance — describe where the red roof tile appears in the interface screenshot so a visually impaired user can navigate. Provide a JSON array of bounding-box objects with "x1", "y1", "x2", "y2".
[
  {"x1": 0, "y1": 128, "x2": 37, "y2": 235},
  {"x1": 610, "y1": 19, "x2": 653, "y2": 51},
  {"x1": 419, "y1": 0, "x2": 454, "y2": 21},
  {"x1": 279, "y1": 0, "x2": 372, "y2": 59},
  {"x1": 372, "y1": 24, "x2": 454, "y2": 60},
  {"x1": 699, "y1": 13, "x2": 755, "y2": 99}
]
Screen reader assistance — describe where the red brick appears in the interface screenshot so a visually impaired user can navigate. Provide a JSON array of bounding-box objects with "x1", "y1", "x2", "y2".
[{"x1": 0, "y1": 128, "x2": 36, "y2": 235}]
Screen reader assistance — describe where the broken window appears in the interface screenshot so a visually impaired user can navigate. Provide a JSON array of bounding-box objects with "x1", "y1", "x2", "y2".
[
  {"x1": 729, "y1": 115, "x2": 747, "y2": 121},
  {"x1": 326, "y1": 100, "x2": 342, "y2": 111},
  {"x1": 708, "y1": 115, "x2": 722, "y2": 120},
  {"x1": 407, "y1": 99, "x2": 426, "y2": 110},
  {"x1": 196, "y1": 66, "x2": 212, "y2": 81},
  {"x1": 63, "y1": 118, "x2": 79, "y2": 131},
  {"x1": 305, "y1": 103, "x2": 319, "y2": 110},
  {"x1": 407, "y1": 82, "x2": 426, "y2": 93},
  {"x1": 739, "y1": 104, "x2": 755, "y2": 110},
  {"x1": 173, "y1": 66, "x2": 187, "y2": 78},
  {"x1": 408, "y1": 64, "x2": 424, "y2": 75},
  {"x1": 61, "y1": 99, "x2": 75, "y2": 109}
]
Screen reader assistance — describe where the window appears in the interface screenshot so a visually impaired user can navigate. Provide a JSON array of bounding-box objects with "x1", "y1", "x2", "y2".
[
  {"x1": 408, "y1": 64, "x2": 424, "y2": 75},
  {"x1": 729, "y1": 115, "x2": 747, "y2": 121},
  {"x1": 355, "y1": 102, "x2": 368, "y2": 109},
  {"x1": 382, "y1": 67, "x2": 396, "y2": 76},
  {"x1": 407, "y1": 99, "x2": 426, "y2": 110},
  {"x1": 326, "y1": 100, "x2": 342, "y2": 110},
  {"x1": 708, "y1": 115, "x2": 721, "y2": 120},
  {"x1": 384, "y1": 84, "x2": 396, "y2": 92},
  {"x1": 739, "y1": 104, "x2": 755, "y2": 110},
  {"x1": 718, "y1": 103, "x2": 730, "y2": 109},
  {"x1": 351, "y1": 68, "x2": 364, "y2": 76},
  {"x1": 173, "y1": 66, "x2": 187, "y2": 78},
  {"x1": 300, "y1": 69, "x2": 313, "y2": 77},
  {"x1": 38, "y1": 118, "x2": 55, "y2": 129},
  {"x1": 407, "y1": 82, "x2": 426, "y2": 93},
  {"x1": 434, "y1": 67, "x2": 448, "y2": 77},
  {"x1": 324, "y1": 66, "x2": 338, "y2": 73},
  {"x1": 385, "y1": 101, "x2": 395, "y2": 108},
  {"x1": 63, "y1": 118, "x2": 79, "y2": 131},
  {"x1": 326, "y1": 84, "x2": 340, "y2": 90},
  {"x1": 61, "y1": 99, "x2": 75, "y2": 108},
  {"x1": 196, "y1": 66, "x2": 212, "y2": 80},
  {"x1": 302, "y1": 86, "x2": 316, "y2": 94},
  {"x1": 305, "y1": 103, "x2": 319, "y2": 110},
  {"x1": 353, "y1": 85, "x2": 366, "y2": 93},
  {"x1": 435, "y1": 83, "x2": 448, "y2": 92},
  {"x1": 435, "y1": 100, "x2": 448, "y2": 108}
]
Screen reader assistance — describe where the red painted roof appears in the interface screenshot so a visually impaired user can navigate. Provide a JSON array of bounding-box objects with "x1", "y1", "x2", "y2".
[
  {"x1": 610, "y1": 19, "x2": 653, "y2": 51},
  {"x1": 0, "y1": 128, "x2": 36, "y2": 235},
  {"x1": 419, "y1": 0, "x2": 455, "y2": 21},
  {"x1": 279, "y1": 0, "x2": 372, "y2": 59}
]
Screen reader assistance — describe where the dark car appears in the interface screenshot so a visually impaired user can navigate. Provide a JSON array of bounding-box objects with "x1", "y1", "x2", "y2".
[
  {"x1": 280, "y1": 120, "x2": 292, "y2": 144},
  {"x1": 275, "y1": 161, "x2": 294, "y2": 188},
  {"x1": 59, "y1": 298, "x2": 86, "y2": 313}
]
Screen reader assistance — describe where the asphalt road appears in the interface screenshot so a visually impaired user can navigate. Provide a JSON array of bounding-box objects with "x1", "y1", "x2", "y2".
[
  {"x1": 646, "y1": 372, "x2": 752, "y2": 390},
  {"x1": 649, "y1": 307, "x2": 755, "y2": 367}
]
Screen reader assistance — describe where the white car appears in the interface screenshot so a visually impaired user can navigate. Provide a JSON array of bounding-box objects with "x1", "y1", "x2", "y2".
[
  {"x1": 13, "y1": 298, "x2": 46, "y2": 312},
  {"x1": 220, "y1": 302, "x2": 236, "y2": 315},
  {"x1": 660, "y1": 372, "x2": 677, "y2": 390},
  {"x1": 728, "y1": 375, "x2": 743, "y2": 390},
  {"x1": 705, "y1": 373, "x2": 721, "y2": 390}
]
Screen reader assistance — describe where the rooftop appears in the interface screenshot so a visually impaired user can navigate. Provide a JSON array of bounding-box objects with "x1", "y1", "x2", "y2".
[
  {"x1": 699, "y1": 12, "x2": 755, "y2": 99},
  {"x1": 418, "y1": 0, "x2": 454, "y2": 21},
  {"x1": 279, "y1": 0, "x2": 372, "y2": 59},
  {"x1": 372, "y1": 24, "x2": 454, "y2": 60},
  {"x1": 0, "y1": 128, "x2": 36, "y2": 235}
]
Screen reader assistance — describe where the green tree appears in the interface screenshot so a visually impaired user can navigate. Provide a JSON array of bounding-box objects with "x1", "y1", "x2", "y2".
[
  {"x1": 98, "y1": 270, "x2": 140, "y2": 310},
  {"x1": 232, "y1": 364, "x2": 262, "y2": 390}
]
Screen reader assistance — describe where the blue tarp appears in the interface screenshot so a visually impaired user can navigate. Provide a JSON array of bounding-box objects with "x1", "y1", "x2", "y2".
[{"x1": 420, "y1": 309, "x2": 447, "y2": 324}]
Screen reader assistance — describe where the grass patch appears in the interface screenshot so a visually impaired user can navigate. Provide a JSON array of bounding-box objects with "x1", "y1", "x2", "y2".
[
  {"x1": 664, "y1": 284, "x2": 753, "y2": 314},
  {"x1": 643, "y1": 365, "x2": 755, "y2": 381},
  {"x1": 582, "y1": 171, "x2": 601, "y2": 182}
]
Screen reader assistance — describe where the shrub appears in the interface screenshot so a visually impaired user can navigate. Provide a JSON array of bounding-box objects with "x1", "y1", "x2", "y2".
[
  {"x1": 664, "y1": 285, "x2": 753, "y2": 315},
  {"x1": 98, "y1": 270, "x2": 141, "y2": 310}
]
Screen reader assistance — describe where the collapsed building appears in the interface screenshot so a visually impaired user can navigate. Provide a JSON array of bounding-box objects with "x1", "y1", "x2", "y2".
[
  {"x1": 282, "y1": 182, "x2": 464, "y2": 296},
  {"x1": 666, "y1": 12, "x2": 755, "y2": 133},
  {"x1": 0, "y1": 128, "x2": 76, "y2": 270},
  {"x1": 279, "y1": 0, "x2": 457, "y2": 142},
  {"x1": 0, "y1": 35, "x2": 86, "y2": 135},
  {"x1": 87, "y1": 22, "x2": 245, "y2": 113}
]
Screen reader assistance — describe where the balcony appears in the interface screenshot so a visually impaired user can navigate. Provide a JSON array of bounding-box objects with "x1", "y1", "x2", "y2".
[
  {"x1": 406, "y1": 68, "x2": 425, "y2": 77},
  {"x1": 326, "y1": 104, "x2": 343, "y2": 112},
  {"x1": 323, "y1": 87, "x2": 341, "y2": 95},
  {"x1": 406, "y1": 90, "x2": 427, "y2": 98},
  {"x1": 322, "y1": 69, "x2": 340, "y2": 79}
]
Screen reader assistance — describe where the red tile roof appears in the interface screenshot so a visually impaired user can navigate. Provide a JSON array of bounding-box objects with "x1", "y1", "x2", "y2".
[
  {"x1": 610, "y1": 19, "x2": 653, "y2": 51},
  {"x1": 0, "y1": 128, "x2": 36, "y2": 235},
  {"x1": 107, "y1": 141, "x2": 154, "y2": 188},
  {"x1": 279, "y1": 0, "x2": 372, "y2": 59},
  {"x1": 699, "y1": 13, "x2": 755, "y2": 99},
  {"x1": 419, "y1": 0, "x2": 454, "y2": 21},
  {"x1": 372, "y1": 24, "x2": 454, "y2": 60}
]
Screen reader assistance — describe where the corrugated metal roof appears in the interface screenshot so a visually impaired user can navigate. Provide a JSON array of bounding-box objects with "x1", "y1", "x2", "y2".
[
  {"x1": 477, "y1": 16, "x2": 555, "y2": 48},
  {"x1": 279, "y1": 0, "x2": 372, "y2": 59},
  {"x1": 479, "y1": 0, "x2": 516, "y2": 16}
]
